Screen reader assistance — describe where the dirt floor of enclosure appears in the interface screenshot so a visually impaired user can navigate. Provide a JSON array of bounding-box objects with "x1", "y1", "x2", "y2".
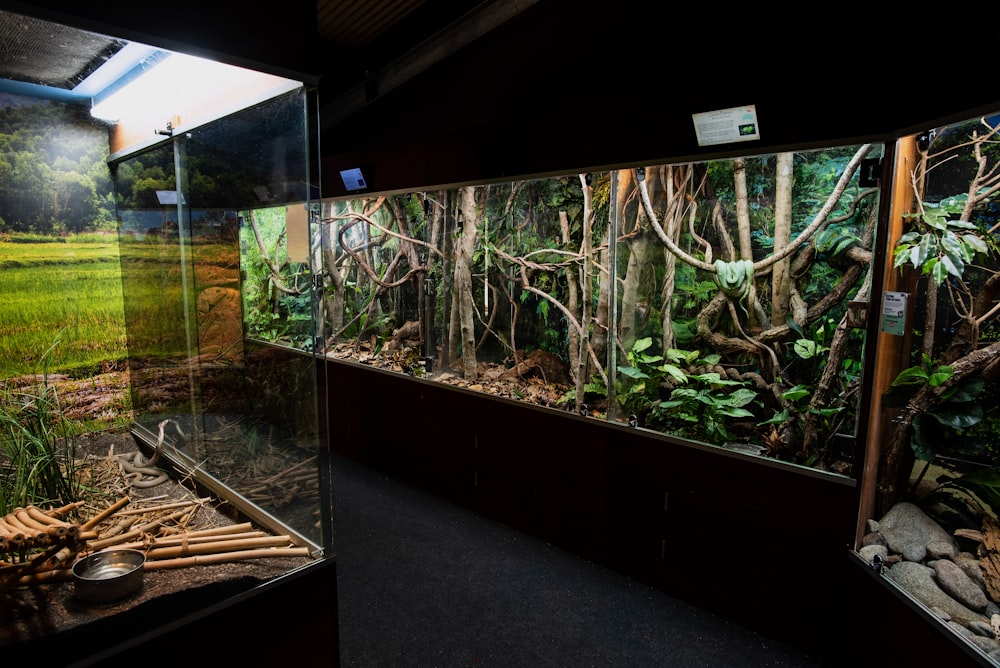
[{"x1": 1, "y1": 429, "x2": 316, "y2": 653}]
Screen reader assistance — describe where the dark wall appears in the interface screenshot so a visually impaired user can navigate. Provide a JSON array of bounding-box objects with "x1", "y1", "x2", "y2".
[{"x1": 319, "y1": 3, "x2": 1000, "y2": 196}]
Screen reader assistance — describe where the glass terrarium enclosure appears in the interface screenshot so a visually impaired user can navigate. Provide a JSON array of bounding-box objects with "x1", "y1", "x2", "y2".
[
  {"x1": 314, "y1": 144, "x2": 883, "y2": 478},
  {"x1": 114, "y1": 88, "x2": 327, "y2": 551}
]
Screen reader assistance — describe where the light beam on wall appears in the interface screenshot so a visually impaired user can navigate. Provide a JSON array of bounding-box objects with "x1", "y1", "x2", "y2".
[{"x1": 90, "y1": 51, "x2": 301, "y2": 124}]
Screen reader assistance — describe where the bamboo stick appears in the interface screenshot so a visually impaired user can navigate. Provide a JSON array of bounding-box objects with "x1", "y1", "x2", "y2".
[
  {"x1": 114, "y1": 531, "x2": 267, "y2": 551},
  {"x1": 87, "y1": 508, "x2": 192, "y2": 550},
  {"x1": 14, "y1": 508, "x2": 55, "y2": 534},
  {"x1": 46, "y1": 500, "x2": 86, "y2": 520},
  {"x1": 180, "y1": 523, "x2": 255, "y2": 538},
  {"x1": 82, "y1": 497, "x2": 130, "y2": 531},
  {"x1": 0, "y1": 517, "x2": 28, "y2": 548},
  {"x1": 142, "y1": 547, "x2": 311, "y2": 569},
  {"x1": 26, "y1": 505, "x2": 76, "y2": 528},
  {"x1": 141, "y1": 535, "x2": 293, "y2": 560},
  {"x1": 115, "y1": 499, "x2": 210, "y2": 516}
]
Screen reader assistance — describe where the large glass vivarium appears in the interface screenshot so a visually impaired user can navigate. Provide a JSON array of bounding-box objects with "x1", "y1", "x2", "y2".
[
  {"x1": 114, "y1": 89, "x2": 325, "y2": 548},
  {"x1": 312, "y1": 144, "x2": 882, "y2": 476}
]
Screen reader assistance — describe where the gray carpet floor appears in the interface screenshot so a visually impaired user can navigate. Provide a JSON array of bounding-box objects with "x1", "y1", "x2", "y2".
[{"x1": 330, "y1": 454, "x2": 837, "y2": 667}]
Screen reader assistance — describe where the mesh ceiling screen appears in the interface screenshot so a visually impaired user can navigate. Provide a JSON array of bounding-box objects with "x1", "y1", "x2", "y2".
[{"x1": 0, "y1": 11, "x2": 126, "y2": 89}]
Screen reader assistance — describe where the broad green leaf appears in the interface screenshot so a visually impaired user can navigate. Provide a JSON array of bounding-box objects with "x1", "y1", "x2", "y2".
[
  {"x1": 941, "y1": 377, "x2": 984, "y2": 403},
  {"x1": 931, "y1": 259, "x2": 948, "y2": 284},
  {"x1": 891, "y1": 366, "x2": 929, "y2": 386},
  {"x1": 893, "y1": 247, "x2": 911, "y2": 268},
  {"x1": 916, "y1": 233, "x2": 936, "y2": 266},
  {"x1": 718, "y1": 407, "x2": 755, "y2": 418},
  {"x1": 759, "y1": 408, "x2": 790, "y2": 425},
  {"x1": 727, "y1": 388, "x2": 758, "y2": 407},
  {"x1": 940, "y1": 251, "x2": 964, "y2": 279},
  {"x1": 617, "y1": 365, "x2": 648, "y2": 379},
  {"x1": 794, "y1": 339, "x2": 818, "y2": 359},
  {"x1": 782, "y1": 386, "x2": 811, "y2": 402},
  {"x1": 657, "y1": 363, "x2": 688, "y2": 383},
  {"x1": 926, "y1": 403, "x2": 982, "y2": 430},
  {"x1": 927, "y1": 365, "x2": 953, "y2": 387},
  {"x1": 963, "y1": 233, "x2": 988, "y2": 254},
  {"x1": 632, "y1": 337, "x2": 653, "y2": 353}
]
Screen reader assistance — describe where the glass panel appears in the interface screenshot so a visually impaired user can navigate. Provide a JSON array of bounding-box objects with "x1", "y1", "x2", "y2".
[
  {"x1": 320, "y1": 144, "x2": 882, "y2": 477},
  {"x1": 861, "y1": 114, "x2": 1000, "y2": 653},
  {"x1": 609, "y1": 148, "x2": 878, "y2": 473},
  {"x1": 115, "y1": 89, "x2": 324, "y2": 548}
]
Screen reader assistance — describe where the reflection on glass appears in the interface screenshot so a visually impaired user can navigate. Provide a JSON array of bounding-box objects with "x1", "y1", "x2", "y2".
[
  {"x1": 318, "y1": 146, "x2": 880, "y2": 477},
  {"x1": 114, "y1": 90, "x2": 323, "y2": 547}
]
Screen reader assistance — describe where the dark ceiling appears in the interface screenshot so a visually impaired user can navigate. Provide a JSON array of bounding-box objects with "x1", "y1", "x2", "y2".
[
  {"x1": 0, "y1": 1, "x2": 531, "y2": 120},
  {"x1": 3, "y1": 1, "x2": 1000, "y2": 196}
]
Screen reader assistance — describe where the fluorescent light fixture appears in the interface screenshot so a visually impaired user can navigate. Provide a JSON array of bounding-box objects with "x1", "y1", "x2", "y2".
[{"x1": 90, "y1": 51, "x2": 300, "y2": 123}]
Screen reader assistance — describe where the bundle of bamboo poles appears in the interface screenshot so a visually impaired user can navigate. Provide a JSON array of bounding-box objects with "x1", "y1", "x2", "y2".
[
  {"x1": 0, "y1": 502, "x2": 93, "y2": 590},
  {"x1": 2, "y1": 495, "x2": 312, "y2": 590}
]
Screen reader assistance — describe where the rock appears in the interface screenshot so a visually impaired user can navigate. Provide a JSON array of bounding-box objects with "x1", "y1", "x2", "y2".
[
  {"x1": 877, "y1": 502, "x2": 956, "y2": 562},
  {"x1": 885, "y1": 561, "x2": 986, "y2": 626},
  {"x1": 927, "y1": 540, "x2": 958, "y2": 560},
  {"x1": 859, "y1": 544, "x2": 888, "y2": 565},
  {"x1": 969, "y1": 619, "x2": 997, "y2": 639},
  {"x1": 955, "y1": 553, "x2": 985, "y2": 589},
  {"x1": 862, "y1": 531, "x2": 888, "y2": 548},
  {"x1": 933, "y1": 559, "x2": 989, "y2": 612}
]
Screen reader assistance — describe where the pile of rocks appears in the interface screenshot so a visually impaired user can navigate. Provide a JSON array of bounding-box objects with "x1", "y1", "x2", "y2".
[{"x1": 861, "y1": 501, "x2": 1000, "y2": 663}]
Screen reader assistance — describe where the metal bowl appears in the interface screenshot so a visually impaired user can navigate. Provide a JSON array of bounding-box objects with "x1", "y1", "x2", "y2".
[{"x1": 72, "y1": 549, "x2": 146, "y2": 604}]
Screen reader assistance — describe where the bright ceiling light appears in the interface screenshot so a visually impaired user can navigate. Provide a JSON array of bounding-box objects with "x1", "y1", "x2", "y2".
[{"x1": 90, "y1": 51, "x2": 300, "y2": 123}]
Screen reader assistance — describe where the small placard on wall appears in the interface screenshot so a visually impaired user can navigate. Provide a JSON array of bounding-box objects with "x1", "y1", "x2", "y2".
[
  {"x1": 881, "y1": 291, "x2": 908, "y2": 336},
  {"x1": 286, "y1": 204, "x2": 308, "y2": 263},
  {"x1": 692, "y1": 105, "x2": 760, "y2": 146}
]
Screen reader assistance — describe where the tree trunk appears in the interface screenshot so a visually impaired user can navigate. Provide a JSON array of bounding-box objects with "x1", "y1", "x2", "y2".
[
  {"x1": 619, "y1": 233, "x2": 653, "y2": 354},
  {"x1": 455, "y1": 186, "x2": 479, "y2": 380},
  {"x1": 560, "y1": 210, "x2": 579, "y2": 381},
  {"x1": 771, "y1": 153, "x2": 793, "y2": 328},
  {"x1": 576, "y1": 173, "x2": 594, "y2": 410}
]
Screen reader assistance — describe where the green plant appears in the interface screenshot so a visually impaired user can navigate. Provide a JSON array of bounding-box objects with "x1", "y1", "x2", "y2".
[
  {"x1": 615, "y1": 338, "x2": 757, "y2": 444},
  {"x1": 894, "y1": 194, "x2": 989, "y2": 283},
  {"x1": 0, "y1": 376, "x2": 82, "y2": 516},
  {"x1": 648, "y1": 370, "x2": 757, "y2": 444},
  {"x1": 614, "y1": 337, "x2": 689, "y2": 418}
]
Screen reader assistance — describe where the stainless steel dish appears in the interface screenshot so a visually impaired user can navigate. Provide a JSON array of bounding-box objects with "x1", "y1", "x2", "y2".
[{"x1": 72, "y1": 548, "x2": 146, "y2": 604}]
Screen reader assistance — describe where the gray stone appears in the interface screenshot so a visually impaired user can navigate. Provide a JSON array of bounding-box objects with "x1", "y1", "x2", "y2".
[
  {"x1": 885, "y1": 561, "x2": 986, "y2": 625},
  {"x1": 862, "y1": 531, "x2": 888, "y2": 548},
  {"x1": 927, "y1": 540, "x2": 958, "y2": 560},
  {"x1": 859, "y1": 544, "x2": 888, "y2": 566},
  {"x1": 969, "y1": 619, "x2": 997, "y2": 639},
  {"x1": 878, "y1": 502, "x2": 956, "y2": 562},
  {"x1": 934, "y1": 559, "x2": 989, "y2": 612},
  {"x1": 955, "y1": 553, "x2": 985, "y2": 589}
]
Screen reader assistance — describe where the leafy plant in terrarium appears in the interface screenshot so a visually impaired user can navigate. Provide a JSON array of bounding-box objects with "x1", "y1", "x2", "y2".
[
  {"x1": 647, "y1": 367, "x2": 758, "y2": 445},
  {"x1": 885, "y1": 354, "x2": 999, "y2": 529},
  {"x1": 614, "y1": 338, "x2": 757, "y2": 444},
  {"x1": 614, "y1": 337, "x2": 689, "y2": 421},
  {"x1": 894, "y1": 194, "x2": 989, "y2": 284}
]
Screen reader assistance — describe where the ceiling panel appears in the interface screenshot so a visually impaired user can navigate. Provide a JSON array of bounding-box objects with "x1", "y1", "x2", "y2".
[
  {"x1": 317, "y1": 0, "x2": 427, "y2": 48},
  {"x1": 0, "y1": 11, "x2": 125, "y2": 89}
]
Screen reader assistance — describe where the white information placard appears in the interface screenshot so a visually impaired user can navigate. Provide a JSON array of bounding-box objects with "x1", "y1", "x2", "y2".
[
  {"x1": 881, "y1": 291, "x2": 908, "y2": 336},
  {"x1": 692, "y1": 105, "x2": 760, "y2": 146}
]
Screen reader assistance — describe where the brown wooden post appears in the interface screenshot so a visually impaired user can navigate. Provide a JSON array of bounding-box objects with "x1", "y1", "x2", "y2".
[{"x1": 856, "y1": 135, "x2": 919, "y2": 545}]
